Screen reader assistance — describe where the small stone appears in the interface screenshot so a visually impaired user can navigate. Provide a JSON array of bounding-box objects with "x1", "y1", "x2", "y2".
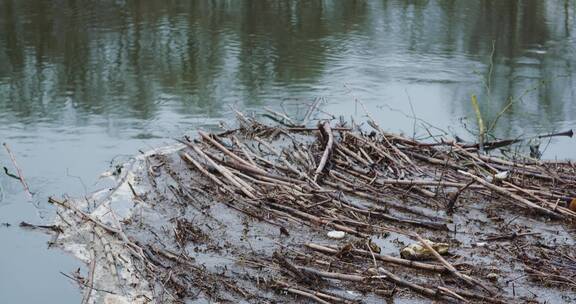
[
  {"x1": 486, "y1": 273, "x2": 499, "y2": 281},
  {"x1": 327, "y1": 230, "x2": 346, "y2": 239},
  {"x1": 569, "y1": 198, "x2": 576, "y2": 212}
]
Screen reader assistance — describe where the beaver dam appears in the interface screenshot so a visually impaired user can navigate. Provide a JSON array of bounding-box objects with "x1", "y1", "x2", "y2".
[{"x1": 46, "y1": 112, "x2": 575, "y2": 303}]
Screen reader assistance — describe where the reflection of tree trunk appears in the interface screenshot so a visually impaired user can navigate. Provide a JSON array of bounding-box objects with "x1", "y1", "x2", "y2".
[
  {"x1": 1, "y1": 0, "x2": 23, "y2": 72},
  {"x1": 507, "y1": 1, "x2": 517, "y2": 58},
  {"x1": 503, "y1": 3, "x2": 517, "y2": 140},
  {"x1": 565, "y1": 0, "x2": 571, "y2": 37},
  {"x1": 0, "y1": 0, "x2": 572, "y2": 136}
]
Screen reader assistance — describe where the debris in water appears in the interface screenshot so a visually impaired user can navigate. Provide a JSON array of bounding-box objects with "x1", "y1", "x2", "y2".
[
  {"x1": 327, "y1": 230, "x2": 346, "y2": 239},
  {"x1": 487, "y1": 273, "x2": 499, "y2": 282},
  {"x1": 400, "y1": 239, "x2": 450, "y2": 260},
  {"x1": 494, "y1": 171, "x2": 509, "y2": 180}
]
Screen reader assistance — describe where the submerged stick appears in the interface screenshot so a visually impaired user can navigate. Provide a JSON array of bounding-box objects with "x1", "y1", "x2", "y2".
[
  {"x1": 302, "y1": 96, "x2": 322, "y2": 126},
  {"x1": 3, "y1": 143, "x2": 33, "y2": 199},
  {"x1": 460, "y1": 129, "x2": 574, "y2": 151},
  {"x1": 538, "y1": 129, "x2": 573, "y2": 139},
  {"x1": 264, "y1": 107, "x2": 299, "y2": 127}
]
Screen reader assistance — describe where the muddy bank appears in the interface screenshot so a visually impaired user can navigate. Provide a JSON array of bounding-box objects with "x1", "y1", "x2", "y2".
[{"x1": 47, "y1": 113, "x2": 575, "y2": 303}]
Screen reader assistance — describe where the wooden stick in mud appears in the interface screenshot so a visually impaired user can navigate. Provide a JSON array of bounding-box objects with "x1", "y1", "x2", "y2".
[
  {"x1": 274, "y1": 280, "x2": 352, "y2": 303},
  {"x1": 219, "y1": 158, "x2": 304, "y2": 185},
  {"x1": 437, "y1": 286, "x2": 469, "y2": 303},
  {"x1": 188, "y1": 143, "x2": 257, "y2": 199},
  {"x1": 180, "y1": 152, "x2": 234, "y2": 194},
  {"x1": 277, "y1": 286, "x2": 331, "y2": 304},
  {"x1": 80, "y1": 249, "x2": 97, "y2": 304},
  {"x1": 297, "y1": 265, "x2": 372, "y2": 282},
  {"x1": 198, "y1": 131, "x2": 264, "y2": 173},
  {"x1": 2, "y1": 143, "x2": 33, "y2": 199},
  {"x1": 458, "y1": 170, "x2": 561, "y2": 218},
  {"x1": 178, "y1": 138, "x2": 255, "y2": 192},
  {"x1": 446, "y1": 180, "x2": 475, "y2": 214},
  {"x1": 373, "y1": 267, "x2": 454, "y2": 302},
  {"x1": 305, "y1": 243, "x2": 446, "y2": 272},
  {"x1": 413, "y1": 233, "x2": 496, "y2": 295},
  {"x1": 231, "y1": 135, "x2": 258, "y2": 167},
  {"x1": 502, "y1": 180, "x2": 576, "y2": 218},
  {"x1": 268, "y1": 202, "x2": 368, "y2": 237},
  {"x1": 448, "y1": 289, "x2": 508, "y2": 304},
  {"x1": 314, "y1": 121, "x2": 334, "y2": 180}
]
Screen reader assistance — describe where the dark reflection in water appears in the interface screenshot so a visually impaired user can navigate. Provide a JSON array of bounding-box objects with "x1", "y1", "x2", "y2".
[
  {"x1": 0, "y1": 1, "x2": 574, "y2": 303},
  {"x1": 0, "y1": 1, "x2": 573, "y2": 136}
]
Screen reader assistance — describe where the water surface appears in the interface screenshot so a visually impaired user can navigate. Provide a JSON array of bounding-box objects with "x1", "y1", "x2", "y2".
[{"x1": 0, "y1": 1, "x2": 575, "y2": 303}]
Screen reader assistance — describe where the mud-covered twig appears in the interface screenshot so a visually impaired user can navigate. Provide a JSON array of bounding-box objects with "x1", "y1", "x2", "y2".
[
  {"x1": 414, "y1": 233, "x2": 496, "y2": 295},
  {"x1": 276, "y1": 284, "x2": 331, "y2": 304},
  {"x1": 81, "y1": 249, "x2": 97, "y2": 304},
  {"x1": 458, "y1": 170, "x2": 561, "y2": 218},
  {"x1": 306, "y1": 243, "x2": 446, "y2": 272},
  {"x1": 446, "y1": 180, "x2": 475, "y2": 214},
  {"x1": 374, "y1": 267, "x2": 454, "y2": 302}
]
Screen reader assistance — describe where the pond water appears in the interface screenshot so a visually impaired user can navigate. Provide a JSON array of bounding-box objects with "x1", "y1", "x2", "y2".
[{"x1": 0, "y1": 1, "x2": 574, "y2": 303}]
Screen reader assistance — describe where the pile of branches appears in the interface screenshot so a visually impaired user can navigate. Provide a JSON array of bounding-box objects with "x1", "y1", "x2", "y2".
[
  {"x1": 154, "y1": 113, "x2": 573, "y2": 302},
  {"x1": 53, "y1": 112, "x2": 576, "y2": 303}
]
